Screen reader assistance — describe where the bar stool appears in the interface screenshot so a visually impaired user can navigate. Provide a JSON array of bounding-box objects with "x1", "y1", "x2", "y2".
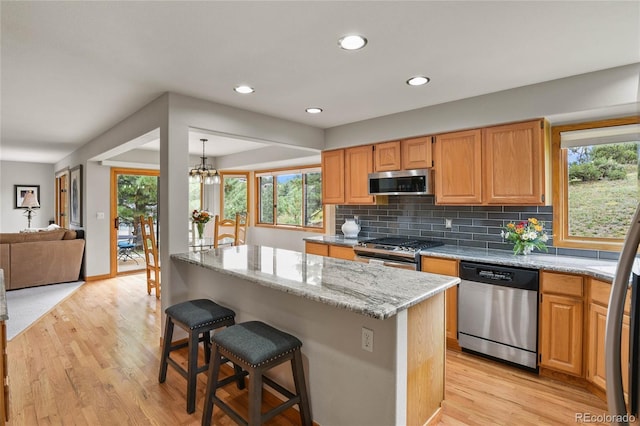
[
  {"x1": 202, "y1": 321, "x2": 312, "y2": 426},
  {"x1": 158, "y1": 299, "x2": 241, "y2": 413}
]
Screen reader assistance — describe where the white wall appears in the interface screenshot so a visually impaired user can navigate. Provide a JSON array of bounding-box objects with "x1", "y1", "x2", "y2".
[
  {"x1": 325, "y1": 63, "x2": 640, "y2": 149},
  {"x1": 0, "y1": 161, "x2": 55, "y2": 232}
]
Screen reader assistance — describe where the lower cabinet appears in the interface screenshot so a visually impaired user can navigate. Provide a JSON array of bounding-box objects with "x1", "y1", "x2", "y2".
[
  {"x1": 304, "y1": 241, "x2": 355, "y2": 261},
  {"x1": 421, "y1": 256, "x2": 460, "y2": 350},
  {"x1": 539, "y1": 271, "x2": 584, "y2": 376},
  {"x1": 587, "y1": 278, "x2": 631, "y2": 400}
]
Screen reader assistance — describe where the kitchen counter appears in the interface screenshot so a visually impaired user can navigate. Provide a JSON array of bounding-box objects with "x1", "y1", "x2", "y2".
[
  {"x1": 421, "y1": 245, "x2": 619, "y2": 282},
  {"x1": 0, "y1": 270, "x2": 6, "y2": 321},
  {"x1": 171, "y1": 245, "x2": 458, "y2": 425},
  {"x1": 172, "y1": 245, "x2": 458, "y2": 320},
  {"x1": 303, "y1": 234, "x2": 365, "y2": 247}
]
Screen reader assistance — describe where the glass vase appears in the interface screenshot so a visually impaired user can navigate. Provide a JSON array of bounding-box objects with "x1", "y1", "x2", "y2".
[{"x1": 196, "y1": 222, "x2": 205, "y2": 240}]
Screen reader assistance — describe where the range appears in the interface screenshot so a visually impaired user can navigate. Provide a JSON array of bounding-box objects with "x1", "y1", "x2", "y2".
[{"x1": 354, "y1": 237, "x2": 444, "y2": 271}]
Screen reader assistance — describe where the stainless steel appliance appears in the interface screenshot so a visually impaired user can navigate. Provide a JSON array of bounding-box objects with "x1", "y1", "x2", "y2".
[
  {"x1": 606, "y1": 203, "x2": 640, "y2": 425},
  {"x1": 458, "y1": 261, "x2": 539, "y2": 371},
  {"x1": 354, "y1": 237, "x2": 443, "y2": 270},
  {"x1": 368, "y1": 169, "x2": 434, "y2": 196}
]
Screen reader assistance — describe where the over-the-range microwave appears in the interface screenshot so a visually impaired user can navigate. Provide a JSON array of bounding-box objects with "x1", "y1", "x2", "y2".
[{"x1": 368, "y1": 169, "x2": 434, "y2": 196}]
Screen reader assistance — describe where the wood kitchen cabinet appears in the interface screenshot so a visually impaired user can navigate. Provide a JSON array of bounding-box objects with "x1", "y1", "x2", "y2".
[
  {"x1": 421, "y1": 256, "x2": 460, "y2": 350},
  {"x1": 401, "y1": 136, "x2": 432, "y2": 170},
  {"x1": 321, "y1": 149, "x2": 345, "y2": 204},
  {"x1": 433, "y1": 119, "x2": 549, "y2": 205},
  {"x1": 373, "y1": 141, "x2": 401, "y2": 172},
  {"x1": 587, "y1": 278, "x2": 631, "y2": 400},
  {"x1": 433, "y1": 129, "x2": 483, "y2": 204},
  {"x1": 483, "y1": 120, "x2": 547, "y2": 204},
  {"x1": 539, "y1": 271, "x2": 584, "y2": 376},
  {"x1": 322, "y1": 145, "x2": 377, "y2": 205},
  {"x1": 305, "y1": 241, "x2": 355, "y2": 261},
  {"x1": 345, "y1": 145, "x2": 375, "y2": 204}
]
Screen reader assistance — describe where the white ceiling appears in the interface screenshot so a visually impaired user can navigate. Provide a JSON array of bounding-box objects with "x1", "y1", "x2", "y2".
[{"x1": 1, "y1": 1, "x2": 639, "y2": 164}]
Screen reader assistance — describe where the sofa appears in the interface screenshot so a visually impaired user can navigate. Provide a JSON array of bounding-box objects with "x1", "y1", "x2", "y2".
[{"x1": 0, "y1": 229, "x2": 85, "y2": 290}]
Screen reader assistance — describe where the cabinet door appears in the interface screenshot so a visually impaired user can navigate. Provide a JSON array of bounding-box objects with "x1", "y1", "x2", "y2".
[
  {"x1": 539, "y1": 293, "x2": 583, "y2": 375},
  {"x1": 373, "y1": 141, "x2": 401, "y2": 172},
  {"x1": 422, "y1": 256, "x2": 459, "y2": 349},
  {"x1": 401, "y1": 136, "x2": 432, "y2": 170},
  {"x1": 345, "y1": 145, "x2": 374, "y2": 204},
  {"x1": 321, "y1": 149, "x2": 345, "y2": 204},
  {"x1": 483, "y1": 120, "x2": 545, "y2": 205},
  {"x1": 305, "y1": 241, "x2": 328, "y2": 257},
  {"x1": 433, "y1": 129, "x2": 482, "y2": 204},
  {"x1": 328, "y1": 245, "x2": 355, "y2": 261}
]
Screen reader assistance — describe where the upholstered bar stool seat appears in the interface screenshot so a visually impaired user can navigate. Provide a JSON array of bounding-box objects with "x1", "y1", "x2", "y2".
[
  {"x1": 202, "y1": 321, "x2": 312, "y2": 426},
  {"x1": 158, "y1": 299, "x2": 240, "y2": 414}
]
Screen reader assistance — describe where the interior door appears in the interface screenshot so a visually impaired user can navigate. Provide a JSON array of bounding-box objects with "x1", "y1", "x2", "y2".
[
  {"x1": 110, "y1": 168, "x2": 159, "y2": 276},
  {"x1": 55, "y1": 172, "x2": 69, "y2": 228}
]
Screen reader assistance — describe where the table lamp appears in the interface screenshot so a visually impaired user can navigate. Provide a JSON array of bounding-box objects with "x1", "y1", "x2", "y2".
[{"x1": 21, "y1": 190, "x2": 40, "y2": 228}]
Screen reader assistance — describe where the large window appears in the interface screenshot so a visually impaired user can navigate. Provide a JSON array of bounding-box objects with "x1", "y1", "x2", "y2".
[
  {"x1": 553, "y1": 117, "x2": 640, "y2": 250},
  {"x1": 221, "y1": 172, "x2": 249, "y2": 220},
  {"x1": 256, "y1": 166, "x2": 323, "y2": 230}
]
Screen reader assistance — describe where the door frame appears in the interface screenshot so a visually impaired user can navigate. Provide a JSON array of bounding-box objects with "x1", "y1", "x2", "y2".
[{"x1": 110, "y1": 167, "x2": 160, "y2": 277}]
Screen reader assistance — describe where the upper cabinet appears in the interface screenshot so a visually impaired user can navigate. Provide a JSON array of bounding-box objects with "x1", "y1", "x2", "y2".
[
  {"x1": 373, "y1": 137, "x2": 433, "y2": 172},
  {"x1": 401, "y1": 136, "x2": 433, "y2": 170},
  {"x1": 321, "y1": 149, "x2": 345, "y2": 204},
  {"x1": 373, "y1": 141, "x2": 401, "y2": 172},
  {"x1": 434, "y1": 129, "x2": 483, "y2": 204},
  {"x1": 345, "y1": 145, "x2": 375, "y2": 204},
  {"x1": 433, "y1": 119, "x2": 550, "y2": 205},
  {"x1": 322, "y1": 145, "x2": 377, "y2": 205}
]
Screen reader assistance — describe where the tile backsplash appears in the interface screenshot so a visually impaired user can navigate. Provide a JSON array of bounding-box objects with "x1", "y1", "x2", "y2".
[{"x1": 335, "y1": 195, "x2": 620, "y2": 261}]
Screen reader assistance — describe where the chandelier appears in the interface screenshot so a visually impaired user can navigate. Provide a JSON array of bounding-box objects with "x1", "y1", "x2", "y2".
[{"x1": 189, "y1": 138, "x2": 220, "y2": 185}]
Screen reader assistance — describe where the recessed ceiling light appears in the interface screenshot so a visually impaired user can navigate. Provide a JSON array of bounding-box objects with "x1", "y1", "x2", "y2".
[
  {"x1": 406, "y1": 76, "x2": 430, "y2": 86},
  {"x1": 338, "y1": 35, "x2": 367, "y2": 51},
  {"x1": 305, "y1": 107, "x2": 323, "y2": 114},
  {"x1": 234, "y1": 85, "x2": 255, "y2": 94}
]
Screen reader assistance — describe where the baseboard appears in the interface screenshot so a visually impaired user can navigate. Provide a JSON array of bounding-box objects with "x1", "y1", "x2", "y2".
[{"x1": 85, "y1": 274, "x2": 111, "y2": 281}]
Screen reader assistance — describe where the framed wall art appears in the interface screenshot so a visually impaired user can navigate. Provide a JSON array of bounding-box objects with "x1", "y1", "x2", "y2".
[
  {"x1": 14, "y1": 185, "x2": 40, "y2": 209},
  {"x1": 69, "y1": 165, "x2": 83, "y2": 226}
]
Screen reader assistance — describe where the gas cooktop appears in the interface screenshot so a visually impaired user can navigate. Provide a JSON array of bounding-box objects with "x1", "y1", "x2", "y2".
[{"x1": 355, "y1": 237, "x2": 444, "y2": 255}]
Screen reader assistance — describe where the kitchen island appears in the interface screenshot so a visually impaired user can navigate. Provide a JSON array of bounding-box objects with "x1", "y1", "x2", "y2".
[{"x1": 171, "y1": 245, "x2": 459, "y2": 426}]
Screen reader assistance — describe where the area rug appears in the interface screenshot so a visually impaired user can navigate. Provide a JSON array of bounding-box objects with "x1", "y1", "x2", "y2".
[{"x1": 5, "y1": 281, "x2": 85, "y2": 340}]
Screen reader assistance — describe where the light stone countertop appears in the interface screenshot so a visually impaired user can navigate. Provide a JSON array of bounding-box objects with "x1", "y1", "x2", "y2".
[
  {"x1": 303, "y1": 235, "x2": 365, "y2": 247},
  {"x1": 421, "y1": 245, "x2": 620, "y2": 282},
  {"x1": 171, "y1": 245, "x2": 460, "y2": 320}
]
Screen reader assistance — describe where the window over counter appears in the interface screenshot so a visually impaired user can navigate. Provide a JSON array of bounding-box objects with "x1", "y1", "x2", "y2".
[
  {"x1": 256, "y1": 166, "x2": 324, "y2": 231},
  {"x1": 552, "y1": 116, "x2": 640, "y2": 251},
  {"x1": 220, "y1": 172, "x2": 249, "y2": 220}
]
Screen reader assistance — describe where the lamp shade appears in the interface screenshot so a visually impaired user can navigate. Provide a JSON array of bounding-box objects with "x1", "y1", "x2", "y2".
[{"x1": 21, "y1": 191, "x2": 40, "y2": 208}]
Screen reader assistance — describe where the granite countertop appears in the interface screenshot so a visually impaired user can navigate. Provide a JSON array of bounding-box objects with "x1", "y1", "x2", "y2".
[
  {"x1": 172, "y1": 245, "x2": 459, "y2": 320},
  {"x1": 303, "y1": 235, "x2": 366, "y2": 247},
  {"x1": 0, "y1": 269, "x2": 7, "y2": 321},
  {"x1": 422, "y1": 245, "x2": 619, "y2": 282}
]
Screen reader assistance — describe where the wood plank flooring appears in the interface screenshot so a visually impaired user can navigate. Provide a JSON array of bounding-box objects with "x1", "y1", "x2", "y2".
[{"x1": 7, "y1": 274, "x2": 610, "y2": 425}]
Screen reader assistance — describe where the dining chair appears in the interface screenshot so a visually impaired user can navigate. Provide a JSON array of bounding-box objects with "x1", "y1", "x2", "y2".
[
  {"x1": 139, "y1": 215, "x2": 160, "y2": 298},
  {"x1": 213, "y1": 214, "x2": 236, "y2": 248},
  {"x1": 234, "y1": 212, "x2": 247, "y2": 245}
]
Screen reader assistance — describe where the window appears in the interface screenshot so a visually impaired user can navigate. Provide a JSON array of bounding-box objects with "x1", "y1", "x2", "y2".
[
  {"x1": 221, "y1": 172, "x2": 249, "y2": 220},
  {"x1": 552, "y1": 117, "x2": 640, "y2": 250},
  {"x1": 256, "y1": 166, "x2": 323, "y2": 230}
]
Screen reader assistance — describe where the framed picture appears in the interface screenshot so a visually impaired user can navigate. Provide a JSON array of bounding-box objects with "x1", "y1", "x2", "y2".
[
  {"x1": 14, "y1": 185, "x2": 40, "y2": 209},
  {"x1": 69, "y1": 165, "x2": 83, "y2": 226}
]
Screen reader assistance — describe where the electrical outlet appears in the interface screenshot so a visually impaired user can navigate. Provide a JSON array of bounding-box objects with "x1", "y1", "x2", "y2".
[
  {"x1": 445, "y1": 218, "x2": 453, "y2": 229},
  {"x1": 362, "y1": 327, "x2": 374, "y2": 352}
]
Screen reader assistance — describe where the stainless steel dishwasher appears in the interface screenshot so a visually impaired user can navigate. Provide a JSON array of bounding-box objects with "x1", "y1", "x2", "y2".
[{"x1": 458, "y1": 261, "x2": 539, "y2": 371}]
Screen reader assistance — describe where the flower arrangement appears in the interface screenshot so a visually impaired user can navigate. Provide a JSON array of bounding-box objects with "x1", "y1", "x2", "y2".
[
  {"x1": 501, "y1": 217, "x2": 549, "y2": 255},
  {"x1": 191, "y1": 209, "x2": 211, "y2": 239}
]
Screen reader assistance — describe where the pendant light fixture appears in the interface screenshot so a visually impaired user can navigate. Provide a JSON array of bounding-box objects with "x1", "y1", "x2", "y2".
[{"x1": 189, "y1": 138, "x2": 220, "y2": 185}]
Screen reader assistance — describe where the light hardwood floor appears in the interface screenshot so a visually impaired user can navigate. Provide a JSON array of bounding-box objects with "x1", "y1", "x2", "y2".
[{"x1": 7, "y1": 274, "x2": 610, "y2": 425}]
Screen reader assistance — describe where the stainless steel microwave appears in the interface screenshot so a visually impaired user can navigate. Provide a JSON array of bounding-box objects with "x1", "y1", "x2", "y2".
[{"x1": 368, "y1": 169, "x2": 434, "y2": 195}]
